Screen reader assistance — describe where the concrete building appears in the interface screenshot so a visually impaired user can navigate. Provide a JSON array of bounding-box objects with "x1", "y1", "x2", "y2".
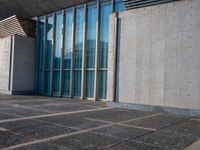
[{"x1": 0, "y1": 0, "x2": 200, "y2": 116}]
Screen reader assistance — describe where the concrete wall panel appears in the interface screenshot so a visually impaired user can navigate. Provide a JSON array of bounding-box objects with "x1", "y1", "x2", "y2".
[
  {"x1": 108, "y1": 0, "x2": 200, "y2": 110},
  {"x1": 11, "y1": 35, "x2": 35, "y2": 93},
  {"x1": 0, "y1": 36, "x2": 11, "y2": 91}
]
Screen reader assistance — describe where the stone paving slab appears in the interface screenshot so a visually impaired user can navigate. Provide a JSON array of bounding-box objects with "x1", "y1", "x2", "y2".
[
  {"x1": 50, "y1": 132, "x2": 122, "y2": 150},
  {"x1": 161, "y1": 119, "x2": 200, "y2": 138},
  {"x1": 32, "y1": 103, "x2": 97, "y2": 113},
  {"x1": 13, "y1": 143, "x2": 68, "y2": 150},
  {"x1": 0, "y1": 131, "x2": 33, "y2": 149},
  {"x1": 104, "y1": 140, "x2": 169, "y2": 150},
  {"x1": 91, "y1": 125, "x2": 150, "y2": 140},
  {"x1": 135, "y1": 129, "x2": 199, "y2": 149},
  {"x1": 12, "y1": 124, "x2": 77, "y2": 139},
  {"x1": 38, "y1": 116, "x2": 109, "y2": 130},
  {"x1": 0, "y1": 119, "x2": 48, "y2": 130},
  {"x1": 78, "y1": 109, "x2": 154, "y2": 123},
  {"x1": 124, "y1": 114, "x2": 187, "y2": 130},
  {"x1": 0, "y1": 113, "x2": 17, "y2": 120},
  {"x1": 0, "y1": 107, "x2": 49, "y2": 117},
  {"x1": 0, "y1": 95, "x2": 199, "y2": 150}
]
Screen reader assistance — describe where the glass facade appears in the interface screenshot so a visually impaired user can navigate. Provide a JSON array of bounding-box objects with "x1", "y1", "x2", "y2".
[{"x1": 36, "y1": 0, "x2": 125, "y2": 99}]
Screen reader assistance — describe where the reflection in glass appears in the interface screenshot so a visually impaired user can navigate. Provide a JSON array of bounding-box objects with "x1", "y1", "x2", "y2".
[
  {"x1": 85, "y1": 71, "x2": 95, "y2": 97},
  {"x1": 115, "y1": 0, "x2": 125, "y2": 12},
  {"x1": 74, "y1": 7, "x2": 84, "y2": 69},
  {"x1": 46, "y1": 16, "x2": 54, "y2": 69},
  {"x1": 98, "y1": 2, "x2": 111, "y2": 99},
  {"x1": 74, "y1": 7, "x2": 84, "y2": 97},
  {"x1": 86, "y1": 5, "x2": 97, "y2": 69},
  {"x1": 98, "y1": 70, "x2": 107, "y2": 99},
  {"x1": 53, "y1": 71, "x2": 60, "y2": 96},
  {"x1": 54, "y1": 13, "x2": 63, "y2": 69},
  {"x1": 85, "y1": 5, "x2": 97, "y2": 98},
  {"x1": 74, "y1": 70, "x2": 82, "y2": 97},
  {"x1": 64, "y1": 10, "x2": 73, "y2": 69},
  {"x1": 44, "y1": 71, "x2": 51, "y2": 95},
  {"x1": 63, "y1": 70, "x2": 71, "y2": 96},
  {"x1": 99, "y1": 2, "x2": 111, "y2": 69},
  {"x1": 37, "y1": 18, "x2": 45, "y2": 93}
]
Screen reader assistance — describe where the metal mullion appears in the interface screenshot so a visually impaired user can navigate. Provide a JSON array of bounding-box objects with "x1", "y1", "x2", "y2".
[
  {"x1": 81, "y1": 4, "x2": 87, "y2": 99},
  {"x1": 59, "y1": 10, "x2": 65, "y2": 97},
  {"x1": 94, "y1": 0, "x2": 100, "y2": 100},
  {"x1": 99, "y1": 68, "x2": 108, "y2": 70},
  {"x1": 70, "y1": 7, "x2": 76, "y2": 98},
  {"x1": 50, "y1": 13, "x2": 56, "y2": 96},
  {"x1": 86, "y1": 68, "x2": 95, "y2": 71},
  {"x1": 74, "y1": 69, "x2": 82, "y2": 71},
  {"x1": 42, "y1": 15, "x2": 47, "y2": 95}
]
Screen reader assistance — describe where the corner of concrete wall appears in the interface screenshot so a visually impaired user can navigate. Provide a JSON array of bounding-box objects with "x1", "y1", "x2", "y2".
[
  {"x1": 0, "y1": 36, "x2": 12, "y2": 93},
  {"x1": 107, "y1": 13, "x2": 118, "y2": 101}
]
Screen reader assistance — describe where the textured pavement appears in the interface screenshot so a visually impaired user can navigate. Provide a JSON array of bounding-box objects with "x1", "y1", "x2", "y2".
[{"x1": 0, "y1": 94, "x2": 199, "y2": 150}]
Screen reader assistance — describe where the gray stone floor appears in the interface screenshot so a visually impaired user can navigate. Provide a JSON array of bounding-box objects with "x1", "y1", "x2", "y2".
[{"x1": 0, "y1": 95, "x2": 199, "y2": 150}]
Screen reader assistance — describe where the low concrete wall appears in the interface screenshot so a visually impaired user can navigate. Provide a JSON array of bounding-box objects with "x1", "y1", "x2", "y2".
[
  {"x1": 0, "y1": 36, "x2": 12, "y2": 92},
  {"x1": 108, "y1": 0, "x2": 200, "y2": 111},
  {"x1": 11, "y1": 35, "x2": 35, "y2": 94}
]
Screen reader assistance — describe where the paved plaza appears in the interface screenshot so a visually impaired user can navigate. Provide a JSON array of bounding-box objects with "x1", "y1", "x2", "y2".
[{"x1": 0, "y1": 94, "x2": 199, "y2": 150}]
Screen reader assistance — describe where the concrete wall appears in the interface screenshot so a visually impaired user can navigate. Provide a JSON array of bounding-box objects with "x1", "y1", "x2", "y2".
[
  {"x1": 11, "y1": 35, "x2": 35, "y2": 94},
  {"x1": 0, "y1": 36, "x2": 12, "y2": 92},
  {"x1": 0, "y1": 35, "x2": 35, "y2": 94},
  {"x1": 108, "y1": 0, "x2": 200, "y2": 110}
]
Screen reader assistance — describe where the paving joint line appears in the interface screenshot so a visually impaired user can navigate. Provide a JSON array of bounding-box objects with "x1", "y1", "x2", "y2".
[
  {"x1": 0, "y1": 112, "x2": 162, "y2": 150},
  {"x1": 0, "y1": 107, "x2": 111, "y2": 124},
  {"x1": 1, "y1": 103, "x2": 53, "y2": 114},
  {"x1": 85, "y1": 118, "x2": 156, "y2": 131}
]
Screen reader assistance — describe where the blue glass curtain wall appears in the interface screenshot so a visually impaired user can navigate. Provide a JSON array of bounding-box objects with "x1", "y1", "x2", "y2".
[
  {"x1": 63, "y1": 9, "x2": 73, "y2": 97},
  {"x1": 85, "y1": 4, "x2": 97, "y2": 98},
  {"x1": 36, "y1": 0, "x2": 125, "y2": 99},
  {"x1": 37, "y1": 18, "x2": 45, "y2": 94}
]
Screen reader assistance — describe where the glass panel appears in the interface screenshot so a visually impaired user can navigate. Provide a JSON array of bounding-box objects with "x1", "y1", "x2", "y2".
[
  {"x1": 99, "y1": 2, "x2": 111, "y2": 69},
  {"x1": 38, "y1": 18, "x2": 45, "y2": 70},
  {"x1": 54, "y1": 13, "x2": 63, "y2": 69},
  {"x1": 74, "y1": 70, "x2": 82, "y2": 97},
  {"x1": 74, "y1": 7, "x2": 84, "y2": 69},
  {"x1": 98, "y1": 70, "x2": 107, "y2": 99},
  {"x1": 115, "y1": 0, "x2": 125, "y2": 12},
  {"x1": 86, "y1": 5, "x2": 97, "y2": 69},
  {"x1": 53, "y1": 71, "x2": 61, "y2": 96},
  {"x1": 85, "y1": 70, "x2": 95, "y2": 97},
  {"x1": 64, "y1": 10, "x2": 73, "y2": 69},
  {"x1": 44, "y1": 71, "x2": 51, "y2": 95},
  {"x1": 46, "y1": 16, "x2": 54, "y2": 69},
  {"x1": 37, "y1": 18, "x2": 45, "y2": 94},
  {"x1": 38, "y1": 71, "x2": 43, "y2": 94},
  {"x1": 63, "y1": 70, "x2": 71, "y2": 96}
]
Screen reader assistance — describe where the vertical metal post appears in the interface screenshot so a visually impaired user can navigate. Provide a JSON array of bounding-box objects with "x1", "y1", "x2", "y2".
[
  {"x1": 81, "y1": 4, "x2": 87, "y2": 99},
  {"x1": 70, "y1": 7, "x2": 76, "y2": 98},
  {"x1": 42, "y1": 15, "x2": 47, "y2": 95},
  {"x1": 59, "y1": 10, "x2": 65, "y2": 97},
  {"x1": 94, "y1": 0, "x2": 100, "y2": 100},
  {"x1": 50, "y1": 13, "x2": 56, "y2": 96},
  {"x1": 113, "y1": 14, "x2": 119, "y2": 102}
]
